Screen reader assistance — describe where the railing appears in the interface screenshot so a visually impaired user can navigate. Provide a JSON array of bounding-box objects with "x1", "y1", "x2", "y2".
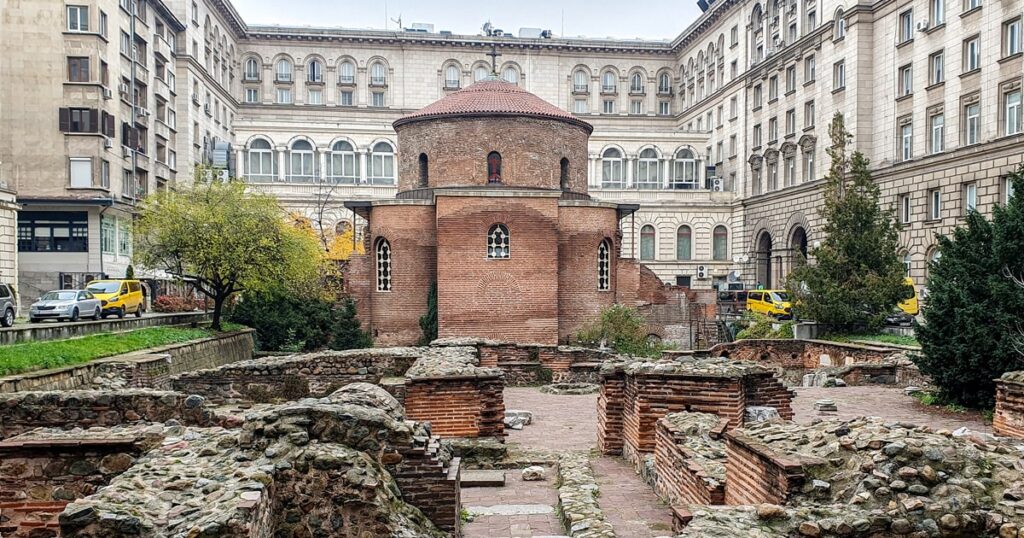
[
  {"x1": 601, "y1": 85, "x2": 617, "y2": 94},
  {"x1": 245, "y1": 181, "x2": 398, "y2": 200},
  {"x1": 573, "y1": 84, "x2": 589, "y2": 93},
  {"x1": 338, "y1": 75, "x2": 355, "y2": 85},
  {"x1": 590, "y1": 188, "x2": 735, "y2": 203},
  {"x1": 370, "y1": 76, "x2": 387, "y2": 86}
]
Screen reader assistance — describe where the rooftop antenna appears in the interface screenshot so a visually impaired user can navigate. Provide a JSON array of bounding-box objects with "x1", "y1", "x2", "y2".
[
  {"x1": 560, "y1": 9, "x2": 564, "y2": 36},
  {"x1": 390, "y1": 14, "x2": 402, "y2": 30},
  {"x1": 482, "y1": 20, "x2": 493, "y2": 36}
]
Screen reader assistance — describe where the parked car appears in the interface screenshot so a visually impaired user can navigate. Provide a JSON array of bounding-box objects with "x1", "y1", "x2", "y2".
[
  {"x1": 896, "y1": 277, "x2": 919, "y2": 316},
  {"x1": 746, "y1": 289, "x2": 793, "y2": 319},
  {"x1": 85, "y1": 279, "x2": 144, "y2": 318},
  {"x1": 0, "y1": 283, "x2": 17, "y2": 327},
  {"x1": 29, "y1": 290, "x2": 101, "y2": 322}
]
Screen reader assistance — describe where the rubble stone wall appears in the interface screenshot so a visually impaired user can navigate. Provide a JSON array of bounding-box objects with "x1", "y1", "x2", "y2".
[
  {"x1": 653, "y1": 414, "x2": 728, "y2": 506},
  {"x1": 473, "y1": 341, "x2": 613, "y2": 385},
  {"x1": 0, "y1": 390, "x2": 217, "y2": 439},
  {"x1": 711, "y1": 339, "x2": 897, "y2": 369},
  {"x1": 723, "y1": 430, "x2": 817, "y2": 505},
  {"x1": 995, "y1": 375, "x2": 1024, "y2": 439}
]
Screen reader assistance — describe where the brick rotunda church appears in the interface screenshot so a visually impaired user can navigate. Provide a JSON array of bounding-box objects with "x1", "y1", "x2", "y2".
[{"x1": 346, "y1": 77, "x2": 665, "y2": 346}]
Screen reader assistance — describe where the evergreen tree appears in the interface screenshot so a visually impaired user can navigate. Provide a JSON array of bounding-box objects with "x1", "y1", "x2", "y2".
[
  {"x1": 418, "y1": 282, "x2": 438, "y2": 345},
  {"x1": 787, "y1": 113, "x2": 909, "y2": 329},
  {"x1": 915, "y1": 167, "x2": 1024, "y2": 407},
  {"x1": 330, "y1": 297, "x2": 372, "y2": 350},
  {"x1": 125, "y1": 264, "x2": 135, "y2": 279}
]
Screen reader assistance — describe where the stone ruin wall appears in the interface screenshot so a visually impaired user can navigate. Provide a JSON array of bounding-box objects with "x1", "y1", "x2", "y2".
[
  {"x1": 653, "y1": 414, "x2": 729, "y2": 506},
  {"x1": 995, "y1": 373, "x2": 1024, "y2": 439}
]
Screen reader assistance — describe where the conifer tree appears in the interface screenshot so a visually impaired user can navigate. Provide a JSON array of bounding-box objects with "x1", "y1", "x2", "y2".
[
  {"x1": 330, "y1": 297, "x2": 372, "y2": 350},
  {"x1": 418, "y1": 282, "x2": 438, "y2": 345}
]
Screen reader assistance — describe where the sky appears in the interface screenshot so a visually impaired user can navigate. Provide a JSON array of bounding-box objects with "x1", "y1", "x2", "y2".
[{"x1": 231, "y1": 0, "x2": 704, "y2": 41}]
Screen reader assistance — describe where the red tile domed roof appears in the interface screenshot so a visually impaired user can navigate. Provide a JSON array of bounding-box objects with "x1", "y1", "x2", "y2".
[{"x1": 393, "y1": 79, "x2": 593, "y2": 133}]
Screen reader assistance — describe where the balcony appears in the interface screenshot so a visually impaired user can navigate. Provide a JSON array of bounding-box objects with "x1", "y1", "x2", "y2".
[
  {"x1": 573, "y1": 84, "x2": 590, "y2": 95},
  {"x1": 590, "y1": 187, "x2": 734, "y2": 205},
  {"x1": 153, "y1": 34, "x2": 171, "y2": 61},
  {"x1": 155, "y1": 161, "x2": 172, "y2": 181},
  {"x1": 600, "y1": 85, "x2": 618, "y2": 95},
  {"x1": 153, "y1": 119, "x2": 171, "y2": 140},
  {"x1": 153, "y1": 77, "x2": 171, "y2": 100},
  {"x1": 369, "y1": 77, "x2": 388, "y2": 87},
  {"x1": 245, "y1": 181, "x2": 398, "y2": 202}
]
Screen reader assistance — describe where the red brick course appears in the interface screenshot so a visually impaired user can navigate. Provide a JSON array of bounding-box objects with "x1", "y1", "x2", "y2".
[
  {"x1": 654, "y1": 417, "x2": 729, "y2": 505},
  {"x1": 722, "y1": 430, "x2": 827, "y2": 506},
  {"x1": 995, "y1": 378, "x2": 1024, "y2": 439},
  {"x1": 404, "y1": 375, "x2": 505, "y2": 439}
]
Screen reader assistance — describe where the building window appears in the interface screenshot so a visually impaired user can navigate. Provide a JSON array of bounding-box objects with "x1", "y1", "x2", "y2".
[
  {"x1": 640, "y1": 225, "x2": 656, "y2": 260},
  {"x1": 965, "y1": 0, "x2": 981, "y2": 9},
  {"x1": 768, "y1": 162, "x2": 779, "y2": 190},
  {"x1": 375, "y1": 238, "x2": 392, "y2": 291},
  {"x1": 67, "y1": 5, "x2": 89, "y2": 32},
  {"x1": 804, "y1": 55, "x2": 816, "y2": 82},
  {"x1": 329, "y1": 141, "x2": 357, "y2": 183},
  {"x1": 340, "y1": 91, "x2": 353, "y2": 106},
  {"x1": 630, "y1": 100, "x2": 643, "y2": 114},
  {"x1": 370, "y1": 142, "x2": 395, "y2": 184},
  {"x1": 276, "y1": 88, "x2": 292, "y2": 104},
  {"x1": 100, "y1": 160, "x2": 110, "y2": 188},
  {"x1": 900, "y1": 194, "x2": 912, "y2": 223},
  {"x1": 602, "y1": 148, "x2": 624, "y2": 188},
  {"x1": 275, "y1": 59, "x2": 292, "y2": 82},
  {"x1": 804, "y1": 146, "x2": 815, "y2": 181},
  {"x1": 898, "y1": 64, "x2": 913, "y2": 97},
  {"x1": 658, "y1": 101, "x2": 671, "y2": 116},
  {"x1": 658, "y1": 73, "x2": 671, "y2": 94},
  {"x1": 487, "y1": 224, "x2": 510, "y2": 259},
  {"x1": 834, "y1": 10, "x2": 846, "y2": 40},
  {"x1": 731, "y1": 25, "x2": 739, "y2": 45},
  {"x1": 118, "y1": 220, "x2": 131, "y2": 256},
  {"x1": 768, "y1": 76, "x2": 778, "y2": 100},
  {"x1": 833, "y1": 60, "x2": 845, "y2": 90},
  {"x1": 1005, "y1": 89, "x2": 1022, "y2": 136},
  {"x1": 288, "y1": 140, "x2": 316, "y2": 182},
  {"x1": 474, "y1": 65, "x2": 489, "y2": 81},
  {"x1": 786, "y1": 109, "x2": 796, "y2": 135},
  {"x1": 671, "y1": 149, "x2": 697, "y2": 189},
  {"x1": 17, "y1": 212, "x2": 89, "y2": 252},
  {"x1": 245, "y1": 88, "x2": 259, "y2": 103},
  {"x1": 1005, "y1": 176, "x2": 1016, "y2": 203},
  {"x1": 636, "y1": 149, "x2": 660, "y2": 189},
  {"x1": 445, "y1": 65, "x2": 461, "y2": 89},
  {"x1": 371, "y1": 92, "x2": 386, "y2": 107},
  {"x1": 244, "y1": 58, "x2": 259, "y2": 81},
  {"x1": 598, "y1": 239, "x2": 611, "y2": 291},
  {"x1": 805, "y1": 100, "x2": 815, "y2": 127},
  {"x1": 602, "y1": 100, "x2": 615, "y2": 114},
  {"x1": 963, "y1": 36, "x2": 981, "y2": 71},
  {"x1": 68, "y1": 57, "x2": 90, "y2": 82},
  {"x1": 502, "y1": 67, "x2": 519, "y2": 84},
  {"x1": 307, "y1": 89, "x2": 322, "y2": 105},
  {"x1": 964, "y1": 182, "x2": 978, "y2": 212},
  {"x1": 769, "y1": 117, "x2": 778, "y2": 141},
  {"x1": 931, "y1": 0, "x2": 944, "y2": 24},
  {"x1": 903, "y1": 252, "x2": 912, "y2": 276},
  {"x1": 899, "y1": 10, "x2": 914, "y2": 43},
  {"x1": 60, "y1": 107, "x2": 96, "y2": 133},
  {"x1": 69, "y1": 158, "x2": 92, "y2": 188},
  {"x1": 899, "y1": 121, "x2": 913, "y2": 161},
  {"x1": 338, "y1": 61, "x2": 355, "y2": 84},
  {"x1": 573, "y1": 70, "x2": 589, "y2": 92},
  {"x1": 246, "y1": 139, "x2": 276, "y2": 182},
  {"x1": 929, "y1": 189, "x2": 942, "y2": 220},
  {"x1": 784, "y1": 155, "x2": 796, "y2": 186},
  {"x1": 730, "y1": 135, "x2": 738, "y2": 157},
  {"x1": 307, "y1": 59, "x2": 323, "y2": 83},
  {"x1": 101, "y1": 216, "x2": 115, "y2": 255},
  {"x1": 786, "y1": 66, "x2": 796, "y2": 93},
  {"x1": 930, "y1": 113, "x2": 944, "y2": 153},
  {"x1": 753, "y1": 84, "x2": 763, "y2": 108},
  {"x1": 369, "y1": 62, "x2": 388, "y2": 86},
  {"x1": 730, "y1": 96, "x2": 738, "y2": 118},
  {"x1": 629, "y1": 73, "x2": 644, "y2": 94},
  {"x1": 602, "y1": 71, "x2": 617, "y2": 93},
  {"x1": 929, "y1": 51, "x2": 944, "y2": 84},
  {"x1": 964, "y1": 102, "x2": 980, "y2": 144},
  {"x1": 712, "y1": 225, "x2": 728, "y2": 261},
  {"x1": 1006, "y1": 18, "x2": 1023, "y2": 57},
  {"x1": 753, "y1": 124, "x2": 763, "y2": 147},
  {"x1": 676, "y1": 226, "x2": 692, "y2": 261}
]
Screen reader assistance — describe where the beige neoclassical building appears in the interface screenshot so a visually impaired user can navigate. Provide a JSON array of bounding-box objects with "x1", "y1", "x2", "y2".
[{"x1": 1, "y1": 0, "x2": 1022, "y2": 297}]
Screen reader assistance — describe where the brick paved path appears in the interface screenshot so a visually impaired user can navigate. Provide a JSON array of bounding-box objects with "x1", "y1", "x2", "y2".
[
  {"x1": 590, "y1": 456, "x2": 674, "y2": 537},
  {"x1": 792, "y1": 386, "x2": 991, "y2": 433},
  {"x1": 461, "y1": 467, "x2": 563, "y2": 538}
]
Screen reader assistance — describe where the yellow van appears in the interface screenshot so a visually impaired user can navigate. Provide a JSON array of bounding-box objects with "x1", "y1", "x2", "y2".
[
  {"x1": 746, "y1": 289, "x2": 793, "y2": 319},
  {"x1": 897, "y1": 277, "x2": 919, "y2": 316},
  {"x1": 86, "y1": 279, "x2": 144, "y2": 318}
]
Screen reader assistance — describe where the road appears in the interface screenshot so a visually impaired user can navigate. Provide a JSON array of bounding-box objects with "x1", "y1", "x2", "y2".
[{"x1": 2, "y1": 311, "x2": 196, "y2": 329}]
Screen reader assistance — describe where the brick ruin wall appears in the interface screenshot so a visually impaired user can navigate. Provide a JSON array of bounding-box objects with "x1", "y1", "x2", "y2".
[
  {"x1": 994, "y1": 377, "x2": 1024, "y2": 439},
  {"x1": 653, "y1": 417, "x2": 729, "y2": 506},
  {"x1": 404, "y1": 375, "x2": 505, "y2": 439},
  {"x1": 0, "y1": 329, "x2": 255, "y2": 394},
  {"x1": 722, "y1": 430, "x2": 824, "y2": 506},
  {"x1": 473, "y1": 342, "x2": 614, "y2": 385}
]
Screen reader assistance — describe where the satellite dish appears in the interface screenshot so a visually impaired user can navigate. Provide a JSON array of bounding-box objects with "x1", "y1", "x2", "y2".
[{"x1": 727, "y1": 270, "x2": 740, "y2": 282}]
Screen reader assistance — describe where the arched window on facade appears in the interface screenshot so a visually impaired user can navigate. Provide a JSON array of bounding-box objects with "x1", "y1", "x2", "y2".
[
  {"x1": 676, "y1": 226, "x2": 692, "y2": 261},
  {"x1": 487, "y1": 151, "x2": 502, "y2": 183},
  {"x1": 630, "y1": 72, "x2": 644, "y2": 93},
  {"x1": 598, "y1": 239, "x2": 612, "y2": 291},
  {"x1": 658, "y1": 72, "x2": 672, "y2": 93},
  {"x1": 370, "y1": 62, "x2": 387, "y2": 85},
  {"x1": 244, "y1": 58, "x2": 259, "y2": 81},
  {"x1": 601, "y1": 148, "x2": 624, "y2": 188},
  {"x1": 502, "y1": 67, "x2": 519, "y2": 84},
  {"x1": 445, "y1": 65, "x2": 461, "y2": 89},
  {"x1": 834, "y1": 9, "x2": 846, "y2": 40},
  {"x1": 307, "y1": 59, "x2": 323, "y2": 83},
  {"x1": 275, "y1": 59, "x2": 292, "y2": 82},
  {"x1": 328, "y1": 141, "x2": 356, "y2": 184},
  {"x1": 375, "y1": 238, "x2": 392, "y2": 291},
  {"x1": 487, "y1": 224, "x2": 510, "y2": 259},
  {"x1": 246, "y1": 139, "x2": 275, "y2": 182},
  {"x1": 640, "y1": 225, "x2": 656, "y2": 260},
  {"x1": 671, "y1": 148, "x2": 698, "y2": 189},
  {"x1": 902, "y1": 252, "x2": 912, "y2": 277},
  {"x1": 573, "y1": 70, "x2": 589, "y2": 92},
  {"x1": 338, "y1": 61, "x2": 355, "y2": 84},
  {"x1": 418, "y1": 153, "x2": 429, "y2": 187},
  {"x1": 288, "y1": 140, "x2": 315, "y2": 182},
  {"x1": 474, "y1": 65, "x2": 490, "y2": 81},
  {"x1": 712, "y1": 225, "x2": 729, "y2": 261},
  {"x1": 369, "y1": 142, "x2": 395, "y2": 184},
  {"x1": 560, "y1": 158, "x2": 570, "y2": 190},
  {"x1": 636, "y1": 148, "x2": 661, "y2": 189},
  {"x1": 602, "y1": 71, "x2": 617, "y2": 92}
]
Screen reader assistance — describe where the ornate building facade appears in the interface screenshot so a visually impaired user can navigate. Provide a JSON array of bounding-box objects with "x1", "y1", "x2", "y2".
[{"x1": 2, "y1": 0, "x2": 1022, "y2": 298}]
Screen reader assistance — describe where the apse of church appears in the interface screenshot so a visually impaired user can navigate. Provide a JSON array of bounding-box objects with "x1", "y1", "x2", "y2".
[{"x1": 346, "y1": 79, "x2": 658, "y2": 346}]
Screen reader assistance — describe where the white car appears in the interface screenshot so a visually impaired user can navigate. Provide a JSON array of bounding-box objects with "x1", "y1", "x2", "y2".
[{"x1": 29, "y1": 290, "x2": 102, "y2": 322}]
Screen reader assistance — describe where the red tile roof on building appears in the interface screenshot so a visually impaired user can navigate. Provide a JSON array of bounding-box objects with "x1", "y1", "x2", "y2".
[{"x1": 393, "y1": 79, "x2": 594, "y2": 133}]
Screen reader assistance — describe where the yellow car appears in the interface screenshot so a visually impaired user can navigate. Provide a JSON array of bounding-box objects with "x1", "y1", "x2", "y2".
[
  {"x1": 86, "y1": 279, "x2": 145, "y2": 318},
  {"x1": 746, "y1": 289, "x2": 793, "y2": 319},
  {"x1": 897, "y1": 277, "x2": 919, "y2": 316}
]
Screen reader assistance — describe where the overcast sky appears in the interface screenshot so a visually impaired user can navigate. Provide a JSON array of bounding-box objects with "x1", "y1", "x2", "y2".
[{"x1": 231, "y1": 0, "x2": 704, "y2": 41}]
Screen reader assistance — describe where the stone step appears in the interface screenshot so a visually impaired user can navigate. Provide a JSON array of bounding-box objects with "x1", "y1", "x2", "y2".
[{"x1": 460, "y1": 469, "x2": 506, "y2": 487}]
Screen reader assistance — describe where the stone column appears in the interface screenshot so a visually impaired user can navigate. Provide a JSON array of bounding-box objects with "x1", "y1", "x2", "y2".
[
  {"x1": 359, "y1": 148, "x2": 368, "y2": 184},
  {"x1": 661, "y1": 156, "x2": 671, "y2": 189},
  {"x1": 235, "y1": 149, "x2": 244, "y2": 178},
  {"x1": 276, "y1": 147, "x2": 286, "y2": 182},
  {"x1": 625, "y1": 154, "x2": 634, "y2": 188},
  {"x1": 319, "y1": 149, "x2": 327, "y2": 182}
]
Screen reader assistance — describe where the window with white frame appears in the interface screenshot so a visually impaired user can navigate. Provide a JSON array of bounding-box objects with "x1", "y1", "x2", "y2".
[
  {"x1": 69, "y1": 158, "x2": 92, "y2": 188},
  {"x1": 375, "y1": 238, "x2": 391, "y2": 291},
  {"x1": 900, "y1": 194, "x2": 912, "y2": 223},
  {"x1": 636, "y1": 149, "x2": 660, "y2": 189},
  {"x1": 929, "y1": 51, "x2": 944, "y2": 84},
  {"x1": 730, "y1": 96, "x2": 738, "y2": 118},
  {"x1": 805, "y1": 100, "x2": 815, "y2": 127},
  {"x1": 1005, "y1": 18, "x2": 1022, "y2": 56},
  {"x1": 445, "y1": 65, "x2": 461, "y2": 89},
  {"x1": 965, "y1": 0, "x2": 981, "y2": 10},
  {"x1": 963, "y1": 36, "x2": 981, "y2": 71},
  {"x1": 307, "y1": 59, "x2": 323, "y2": 83},
  {"x1": 245, "y1": 88, "x2": 259, "y2": 103},
  {"x1": 340, "y1": 91, "x2": 353, "y2": 106},
  {"x1": 276, "y1": 88, "x2": 292, "y2": 104},
  {"x1": 768, "y1": 75, "x2": 778, "y2": 100},
  {"x1": 898, "y1": 64, "x2": 913, "y2": 96},
  {"x1": 100, "y1": 160, "x2": 110, "y2": 188},
  {"x1": 244, "y1": 58, "x2": 259, "y2": 80},
  {"x1": 602, "y1": 148, "x2": 624, "y2": 187},
  {"x1": 931, "y1": 0, "x2": 944, "y2": 25},
  {"x1": 900, "y1": 121, "x2": 913, "y2": 161},
  {"x1": 574, "y1": 99, "x2": 588, "y2": 114},
  {"x1": 899, "y1": 10, "x2": 913, "y2": 43},
  {"x1": 246, "y1": 139, "x2": 275, "y2": 181},
  {"x1": 658, "y1": 101, "x2": 671, "y2": 116},
  {"x1": 785, "y1": 154, "x2": 796, "y2": 186},
  {"x1": 731, "y1": 25, "x2": 739, "y2": 45},
  {"x1": 929, "y1": 188, "x2": 942, "y2": 219},
  {"x1": 786, "y1": 109, "x2": 796, "y2": 135},
  {"x1": 658, "y1": 73, "x2": 671, "y2": 94},
  {"x1": 1005, "y1": 176, "x2": 1016, "y2": 203},
  {"x1": 753, "y1": 124, "x2": 763, "y2": 147},
  {"x1": 288, "y1": 140, "x2": 316, "y2": 182},
  {"x1": 502, "y1": 67, "x2": 518, "y2": 84},
  {"x1": 328, "y1": 141, "x2": 356, "y2": 183},
  {"x1": 730, "y1": 135, "x2": 737, "y2": 157},
  {"x1": 834, "y1": 10, "x2": 846, "y2": 40},
  {"x1": 930, "y1": 112, "x2": 944, "y2": 153},
  {"x1": 964, "y1": 182, "x2": 977, "y2": 212},
  {"x1": 307, "y1": 89, "x2": 323, "y2": 105},
  {"x1": 67, "y1": 6, "x2": 89, "y2": 32},
  {"x1": 487, "y1": 224, "x2": 510, "y2": 259},
  {"x1": 630, "y1": 100, "x2": 643, "y2": 114},
  {"x1": 603, "y1": 100, "x2": 615, "y2": 114},
  {"x1": 1005, "y1": 89, "x2": 1022, "y2": 136},
  {"x1": 369, "y1": 142, "x2": 395, "y2": 184},
  {"x1": 833, "y1": 60, "x2": 845, "y2": 90},
  {"x1": 118, "y1": 220, "x2": 131, "y2": 256},
  {"x1": 786, "y1": 66, "x2": 796, "y2": 93},
  {"x1": 768, "y1": 161, "x2": 779, "y2": 190},
  {"x1": 275, "y1": 59, "x2": 292, "y2": 82},
  {"x1": 371, "y1": 92, "x2": 386, "y2": 107},
  {"x1": 370, "y1": 62, "x2": 387, "y2": 85},
  {"x1": 769, "y1": 117, "x2": 778, "y2": 141},
  {"x1": 602, "y1": 71, "x2": 617, "y2": 92},
  {"x1": 753, "y1": 84, "x2": 763, "y2": 107},
  {"x1": 805, "y1": 55, "x2": 816, "y2": 82},
  {"x1": 573, "y1": 70, "x2": 589, "y2": 92},
  {"x1": 965, "y1": 101, "x2": 981, "y2": 144},
  {"x1": 101, "y1": 216, "x2": 115, "y2": 254},
  {"x1": 804, "y1": 146, "x2": 815, "y2": 181},
  {"x1": 598, "y1": 239, "x2": 612, "y2": 290},
  {"x1": 630, "y1": 73, "x2": 644, "y2": 93},
  {"x1": 338, "y1": 61, "x2": 355, "y2": 84},
  {"x1": 671, "y1": 149, "x2": 697, "y2": 189}
]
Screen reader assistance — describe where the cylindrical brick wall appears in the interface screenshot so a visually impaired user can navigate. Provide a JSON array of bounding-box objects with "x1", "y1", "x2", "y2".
[
  {"x1": 557, "y1": 205, "x2": 620, "y2": 343},
  {"x1": 395, "y1": 116, "x2": 590, "y2": 193}
]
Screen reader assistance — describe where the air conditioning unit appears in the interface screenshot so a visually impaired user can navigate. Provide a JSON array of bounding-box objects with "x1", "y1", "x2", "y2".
[
  {"x1": 104, "y1": 137, "x2": 113, "y2": 149},
  {"x1": 118, "y1": 82, "x2": 130, "y2": 94},
  {"x1": 711, "y1": 177, "x2": 724, "y2": 191},
  {"x1": 696, "y1": 265, "x2": 708, "y2": 279},
  {"x1": 102, "y1": 88, "x2": 113, "y2": 100},
  {"x1": 138, "y1": 108, "x2": 150, "y2": 117},
  {"x1": 916, "y1": 21, "x2": 930, "y2": 32},
  {"x1": 192, "y1": 93, "x2": 200, "y2": 105},
  {"x1": 122, "y1": 146, "x2": 134, "y2": 158},
  {"x1": 204, "y1": 103, "x2": 211, "y2": 115}
]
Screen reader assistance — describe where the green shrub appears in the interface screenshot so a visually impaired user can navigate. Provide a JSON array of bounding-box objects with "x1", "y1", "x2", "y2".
[
  {"x1": 576, "y1": 304, "x2": 663, "y2": 358},
  {"x1": 330, "y1": 298, "x2": 372, "y2": 350},
  {"x1": 418, "y1": 282, "x2": 438, "y2": 346},
  {"x1": 228, "y1": 287, "x2": 335, "y2": 352},
  {"x1": 735, "y1": 312, "x2": 794, "y2": 340}
]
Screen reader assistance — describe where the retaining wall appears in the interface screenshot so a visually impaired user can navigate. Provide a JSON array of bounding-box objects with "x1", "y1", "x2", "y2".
[{"x1": 0, "y1": 312, "x2": 211, "y2": 345}]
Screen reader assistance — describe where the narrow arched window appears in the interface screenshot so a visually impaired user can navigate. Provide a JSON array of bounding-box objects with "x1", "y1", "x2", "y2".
[
  {"x1": 370, "y1": 62, "x2": 387, "y2": 85},
  {"x1": 502, "y1": 67, "x2": 519, "y2": 84},
  {"x1": 246, "y1": 139, "x2": 276, "y2": 182},
  {"x1": 602, "y1": 148, "x2": 623, "y2": 188},
  {"x1": 244, "y1": 58, "x2": 260, "y2": 81},
  {"x1": 672, "y1": 149, "x2": 697, "y2": 189},
  {"x1": 307, "y1": 59, "x2": 323, "y2": 82},
  {"x1": 630, "y1": 72, "x2": 644, "y2": 93},
  {"x1": 658, "y1": 73, "x2": 671, "y2": 93},
  {"x1": 713, "y1": 225, "x2": 729, "y2": 261},
  {"x1": 487, "y1": 224, "x2": 510, "y2": 259},
  {"x1": 288, "y1": 140, "x2": 316, "y2": 182},
  {"x1": 560, "y1": 158, "x2": 570, "y2": 190},
  {"x1": 487, "y1": 151, "x2": 502, "y2": 183},
  {"x1": 474, "y1": 65, "x2": 489, "y2": 81},
  {"x1": 275, "y1": 59, "x2": 292, "y2": 82},
  {"x1": 338, "y1": 61, "x2": 355, "y2": 84},
  {"x1": 676, "y1": 226, "x2": 692, "y2": 261},
  {"x1": 418, "y1": 153, "x2": 429, "y2": 187},
  {"x1": 329, "y1": 141, "x2": 356, "y2": 183},
  {"x1": 445, "y1": 65, "x2": 460, "y2": 89},
  {"x1": 369, "y1": 142, "x2": 395, "y2": 185},
  {"x1": 640, "y1": 225, "x2": 656, "y2": 260},
  {"x1": 636, "y1": 148, "x2": 661, "y2": 189},
  {"x1": 573, "y1": 70, "x2": 588, "y2": 92},
  {"x1": 602, "y1": 71, "x2": 617, "y2": 92},
  {"x1": 598, "y1": 239, "x2": 612, "y2": 291},
  {"x1": 376, "y1": 238, "x2": 392, "y2": 291}
]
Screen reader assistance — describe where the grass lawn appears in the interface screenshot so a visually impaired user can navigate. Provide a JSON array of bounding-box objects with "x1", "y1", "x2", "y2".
[
  {"x1": 825, "y1": 333, "x2": 920, "y2": 347},
  {"x1": 0, "y1": 324, "x2": 242, "y2": 376}
]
